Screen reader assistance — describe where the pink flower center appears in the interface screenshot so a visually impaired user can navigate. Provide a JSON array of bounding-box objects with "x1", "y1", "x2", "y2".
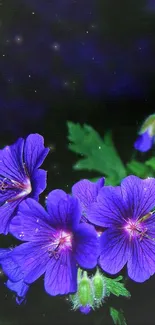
[
  {"x1": 124, "y1": 219, "x2": 147, "y2": 241},
  {"x1": 48, "y1": 230, "x2": 73, "y2": 259},
  {"x1": 0, "y1": 177, "x2": 32, "y2": 202},
  {"x1": 12, "y1": 177, "x2": 32, "y2": 198},
  {"x1": 58, "y1": 230, "x2": 72, "y2": 249}
]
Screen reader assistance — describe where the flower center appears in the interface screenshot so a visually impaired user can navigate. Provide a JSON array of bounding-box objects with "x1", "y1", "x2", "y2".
[
  {"x1": 59, "y1": 231, "x2": 72, "y2": 248},
  {"x1": 48, "y1": 230, "x2": 72, "y2": 259},
  {"x1": 13, "y1": 177, "x2": 32, "y2": 199},
  {"x1": 124, "y1": 219, "x2": 147, "y2": 241},
  {"x1": 0, "y1": 176, "x2": 32, "y2": 202}
]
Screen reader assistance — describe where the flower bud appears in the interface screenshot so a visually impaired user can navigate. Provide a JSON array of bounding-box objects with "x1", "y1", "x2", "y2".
[
  {"x1": 69, "y1": 269, "x2": 93, "y2": 314},
  {"x1": 92, "y1": 268, "x2": 106, "y2": 307},
  {"x1": 134, "y1": 114, "x2": 155, "y2": 152},
  {"x1": 140, "y1": 114, "x2": 155, "y2": 135},
  {"x1": 78, "y1": 271, "x2": 93, "y2": 307},
  {"x1": 69, "y1": 268, "x2": 107, "y2": 314},
  {"x1": 93, "y1": 269, "x2": 105, "y2": 300}
]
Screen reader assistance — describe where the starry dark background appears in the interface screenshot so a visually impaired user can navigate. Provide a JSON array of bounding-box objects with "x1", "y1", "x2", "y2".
[{"x1": 0, "y1": 0, "x2": 155, "y2": 324}]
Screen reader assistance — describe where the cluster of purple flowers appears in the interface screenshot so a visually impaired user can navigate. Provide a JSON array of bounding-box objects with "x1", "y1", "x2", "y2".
[{"x1": 0, "y1": 134, "x2": 155, "y2": 304}]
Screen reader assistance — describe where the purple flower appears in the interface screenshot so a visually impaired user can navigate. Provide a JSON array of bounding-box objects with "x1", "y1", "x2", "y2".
[
  {"x1": 9, "y1": 190, "x2": 99, "y2": 296},
  {"x1": 0, "y1": 249, "x2": 29, "y2": 304},
  {"x1": 134, "y1": 114, "x2": 155, "y2": 152},
  {"x1": 134, "y1": 130, "x2": 154, "y2": 152},
  {"x1": 0, "y1": 133, "x2": 49, "y2": 234},
  {"x1": 87, "y1": 175, "x2": 155, "y2": 282},
  {"x1": 79, "y1": 305, "x2": 92, "y2": 314},
  {"x1": 72, "y1": 178, "x2": 104, "y2": 220}
]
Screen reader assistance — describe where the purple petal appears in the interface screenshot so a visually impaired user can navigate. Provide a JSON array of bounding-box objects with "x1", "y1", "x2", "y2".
[
  {"x1": 0, "y1": 138, "x2": 25, "y2": 183},
  {"x1": 96, "y1": 177, "x2": 105, "y2": 190},
  {"x1": 6, "y1": 279, "x2": 29, "y2": 298},
  {"x1": 72, "y1": 178, "x2": 104, "y2": 212},
  {"x1": 0, "y1": 248, "x2": 11, "y2": 260},
  {"x1": 121, "y1": 176, "x2": 155, "y2": 220},
  {"x1": 12, "y1": 242, "x2": 50, "y2": 283},
  {"x1": 31, "y1": 169, "x2": 47, "y2": 200},
  {"x1": 0, "y1": 200, "x2": 19, "y2": 234},
  {"x1": 134, "y1": 131, "x2": 153, "y2": 152},
  {"x1": 46, "y1": 189, "x2": 68, "y2": 206},
  {"x1": 74, "y1": 223, "x2": 99, "y2": 269},
  {"x1": 87, "y1": 186, "x2": 127, "y2": 227},
  {"x1": 10, "y1": 198, "x2": 53, "y2": 241},
  {"x1": 0, "y1": 254, "x2": 22, "y2": 282},
  {"x1": 46, "y1": 190, "x2": 81, "y2": 230},
  {"x1": 127, "y1": 237, "x2": 155, "y2": 282},
  {"x1": 16, "y1": 296, "x2": 26, "y2": 305},
  {"x1": 0, "y1": 188, "x2": 21, "y2": 205},
  {"x1": 44, "y1": 250, "x2": 77, "y2": 296},
  {"x1": 24, "y1": 134, "x2": 49, "y2": 175},
  {"x1": 99, "y1": 228, "x2": 129, "y2": 274},
  {"x1": 79, "y1": 305, "x2": 92, "y2": 314}
]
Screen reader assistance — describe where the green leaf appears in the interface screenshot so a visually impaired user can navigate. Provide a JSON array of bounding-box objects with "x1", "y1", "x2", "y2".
[
  {"x1": 104, "y1": 275, "x2": 131, "y2": 298},
  {"x1": 145, "y1": 157, "x2": 155, "y2": 170},
  {"x1": 127, "y1": 160, "x2": 150, "y2": 178},
  {"x1": 89, "y1": 177, "x2": 101, "y2": 183},
  {"x1": 67, "y1": 122, "x2": 127, "y2": 185},
  {"x1": 110, "y1": 307, "x2": 127, "y2": 325}
]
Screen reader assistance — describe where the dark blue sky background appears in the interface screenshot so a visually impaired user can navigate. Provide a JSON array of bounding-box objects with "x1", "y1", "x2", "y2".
[{"x1": 0, "y1": 0, "x2": 155, "y2": 138}]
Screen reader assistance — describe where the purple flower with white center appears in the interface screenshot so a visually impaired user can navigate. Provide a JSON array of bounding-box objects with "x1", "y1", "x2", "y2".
[
  {"x1": 0, "y1": 133, "x2": 49, "y2": 234},
  {"x1": 9, "y1": 190, "x2": 99, "y2": 296},
  {"x1": 0, "y1": 249, "x2": 29, "y2": 304},
  {"x1": 87, "y1": 175, "x2": 155, "y2": 282},
  {"x1": 72, "y1": 178, "x2": 104, "y2": 220},
  {"x1": 134, "y1": 114, "x2": 155, "y2": 152}
]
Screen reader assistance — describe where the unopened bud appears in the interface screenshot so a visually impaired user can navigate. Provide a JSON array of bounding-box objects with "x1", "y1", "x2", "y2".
[
  {"x1": 140, "y1": 114, "x2": 155, "y2": 135},
  {"x1": 78, "y1": 271, "x2": 93, "y2": 307},
  {"x1": 92, "y1": 268, "x2": 106, "y2": 307},
  {"x1": 69, "y1": 269, "x2": 93, "y2": 314}
]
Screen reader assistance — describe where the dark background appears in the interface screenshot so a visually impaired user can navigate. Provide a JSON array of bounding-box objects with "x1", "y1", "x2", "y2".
[{"x1": 0, "y1": 0, "x2": 155, "y2": 324}]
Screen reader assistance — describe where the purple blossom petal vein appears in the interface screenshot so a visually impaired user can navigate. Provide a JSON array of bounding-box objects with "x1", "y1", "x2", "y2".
[
  {"x1": 0, "y1": 133, "x2": 49, "y2": 234},
  {"x1": 87, "y1": 175, "x2": 155, "y2": 282},
  {"x1": 9, "y1": 191, "x2": 99, "y2": 295}
]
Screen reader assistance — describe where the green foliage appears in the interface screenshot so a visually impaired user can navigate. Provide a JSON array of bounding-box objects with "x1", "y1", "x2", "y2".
[
  {"x1": 67, "y1": 121, "x2": 155, "y2": 185},
  {"x1": 126, "y1": 160, "x2": 151, "y2": 178},
  {"x1": 67, "y1": 122, "x2": 127, "y2": 185},
  {"x1": 110, "y1": 307, "x2": 127, "y2": 325},
  {"x1": 145, "y1": 157, "x2": 155, "y2": 170},
  {"x1": 104, "y1": 275, "x2": 131, "y2": 298},
  {"x1": 127, "y1": 158, "x2": 155, "y2": 179}
]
